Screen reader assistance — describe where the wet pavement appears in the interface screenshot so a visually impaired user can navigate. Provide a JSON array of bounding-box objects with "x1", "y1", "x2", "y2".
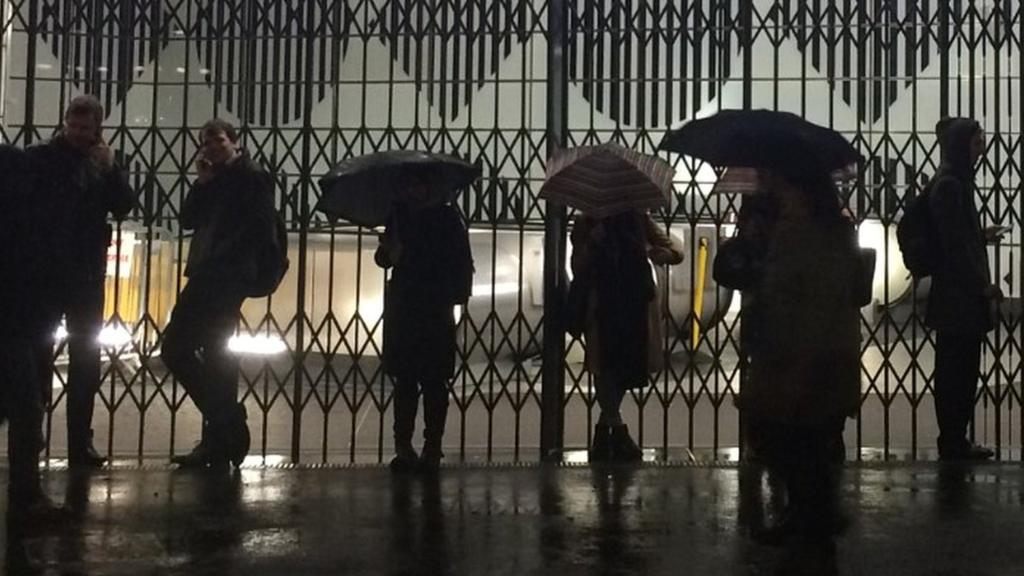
[{"x1": 2, "y1": 462, "x2": 1023, "y2": 575}]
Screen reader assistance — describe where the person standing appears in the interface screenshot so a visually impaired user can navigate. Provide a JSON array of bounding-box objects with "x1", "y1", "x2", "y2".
[
  {"x1": 742, "y1": 163, "x2": 863, "y2": 547},
  {"x1": 376, "y1": 187, "x2": 473, "y2": 473},
  {"x1": 28, "y1": 95, "x2": 134, "y2": 467},
  {"x1": 570, "y1": 210, "x2": 683, "y2": 462},
  {"x1": 927, "y1": 118, "x2": 1002, "y2": 461},
  {"x1": 162, "y1": 119, "x2": 279, "y2": 468},
  {"x1": 0, "y1": 144, "x2": 66, "y2": 519}
]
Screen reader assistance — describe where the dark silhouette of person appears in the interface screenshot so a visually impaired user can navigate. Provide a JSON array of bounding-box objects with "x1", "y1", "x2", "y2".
[
  {"x1": 570, "y1": 210, "x2": 682, "y2": 462},
  {"x1": 740, "y1": 162, "x2": 862, "y2": 549},
  {"x1": 0, "y1": 144, "x2": 65, "y2": 521},
  {"x1": 376, "y1": 189, "x2": 473, "y2": 473},
  {"x1": 926, "y1": 118, "x2": 1000, "y2": 461},
  {"x1": 162, "y1": 119, "x2": 277, "y2": 468},
  {"x1": 28, "y1": 94, "x2": 134, "y2": 468}
]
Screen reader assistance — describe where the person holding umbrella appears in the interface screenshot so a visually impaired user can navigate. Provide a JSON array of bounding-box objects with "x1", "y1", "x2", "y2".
[
  {"x1": 374, "y1": 182, "x2": 474, "y2": 473},
  {"x1": 570, "y1": 210, "x2": 682, "y2": 461},
  {"x1": 316, "y1": 150, "x2": 480, "y2": 473},
  {"x1": 662, "y1": 111, "x2": 865, "y2": 547},
  {"x1": 541, "y1": 142, "x2": 683, "y2": 462}
]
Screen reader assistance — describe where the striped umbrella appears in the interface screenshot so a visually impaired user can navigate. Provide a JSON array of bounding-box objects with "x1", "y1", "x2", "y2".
[{"x1": 539, "y1": 143, "x2": 674, "y2": 218}]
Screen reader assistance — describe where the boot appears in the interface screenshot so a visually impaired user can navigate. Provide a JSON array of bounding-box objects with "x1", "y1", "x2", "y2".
[
  {"x1": 419, "y1": 446, "x2": 443, "y2": 474},
  {"x1": 390, "y1": 444, "x2": 421, "y2": 473},
  {"x1": 68, "y1": 430, "x2": 107, "y2": 468},
  {"x1": 609, "y1": 424, "x2": 643, "y2": 462},
  {"x1": 588, "y1": 424, "x2": 614, "y2": 462},
  {"x1": 172, "y1": 419, "x2": 219, "y2": 468}
]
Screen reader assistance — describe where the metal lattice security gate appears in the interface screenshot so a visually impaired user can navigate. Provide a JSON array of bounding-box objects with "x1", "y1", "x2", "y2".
[{"x1": 1, "y1": 0, "x2": 1022, "y2": 463}]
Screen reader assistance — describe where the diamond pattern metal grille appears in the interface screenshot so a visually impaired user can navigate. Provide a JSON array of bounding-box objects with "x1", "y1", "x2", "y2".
[{"x1": 2, "y1": 0, "x2": 1022, "y2": 463}]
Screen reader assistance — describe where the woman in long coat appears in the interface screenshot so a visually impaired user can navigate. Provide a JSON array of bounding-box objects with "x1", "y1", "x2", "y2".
[
  {"x1": 376, "y1": 186, "x2": 474, "y2": 472},
  {"x1": 570, "y1": 210, "x2": 683, "y2": 461},
  {"x1": 743, "y1": 164, "x2": 862, "y2": 545}
]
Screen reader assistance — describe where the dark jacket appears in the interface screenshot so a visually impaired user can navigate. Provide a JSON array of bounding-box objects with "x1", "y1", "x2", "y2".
[
  {"x1": 571, "y1": 212, "x2": 683, "y2": 386},
  {"x1": 377, "y1": 203, "x2": 474, "y2": 381},
  {"x1": 0, "y1": 145, "x2": 58, "y2": 339},
  {"x1": 744, "y1": 215, "x2": 862, "y2": 430},
  {"x1": 26, "y1": 137, "x2": 134, "y2": 286},
  {"x1": 182, "y1": 153, "x2": 277, "y2": 288},
  {"x1": 926, "y1": 119, "x2": 992, "y2": 335}
]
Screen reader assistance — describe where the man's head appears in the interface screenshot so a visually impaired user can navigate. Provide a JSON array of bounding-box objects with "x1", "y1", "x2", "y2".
[
  {"x1": 61, "y1": 95, "x2": 104, "y2": 152},
  {"x1": 936, "y1": 117, "x2": 984, "y2": 176},
  {"x1": 199, "y1": 118, "x2": 241, "y2": 167}
]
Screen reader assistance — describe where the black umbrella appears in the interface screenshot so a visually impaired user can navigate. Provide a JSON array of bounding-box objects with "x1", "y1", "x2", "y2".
[
  {"x1": 316, "y1": 150, "x2": 481, "y2": 227},
  {"x1": 659, "y1": 109, "x2": 862, "y2": 172}
]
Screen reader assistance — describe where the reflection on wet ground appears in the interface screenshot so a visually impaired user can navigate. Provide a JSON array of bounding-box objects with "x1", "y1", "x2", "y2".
[{"x1": 2, "y1": 463, "x2": 1022, "y2": 575}]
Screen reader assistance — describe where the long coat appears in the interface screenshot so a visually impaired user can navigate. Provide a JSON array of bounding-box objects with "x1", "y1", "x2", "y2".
[
  {"x1": 742, "y1": 217, "x2": 862, "y2": 431},
  {"x1": 570, "y1": 213, "x2": 683, "y2": 387},
  {"x1": 378, "y1": 203, "x2": 474, "y2": 381}
]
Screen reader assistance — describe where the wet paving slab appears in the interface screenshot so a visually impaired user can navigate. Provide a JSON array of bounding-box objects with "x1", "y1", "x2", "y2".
[{"x1": 2, "y1": 462, "x2": 1023, "y2": 575}]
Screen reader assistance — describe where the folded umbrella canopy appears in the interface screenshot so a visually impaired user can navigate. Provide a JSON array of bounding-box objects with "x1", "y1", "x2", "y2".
[
  {"x1": 316, "y1": 150, "x2": 481, "y2": 227},
  {"x1": 659, "y1": 109, "x2": 862, "y2": 173},
  {"x1": 539, "y1": 142, "x2": 674, "y2": 218}
]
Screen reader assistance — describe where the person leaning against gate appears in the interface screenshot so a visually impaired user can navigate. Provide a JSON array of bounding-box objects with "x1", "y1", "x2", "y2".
[
  {"x1": 376, "y1": 185, "x2": 474, "y2": 474},
  {"x1": 162, "y1": 118, "x2": 287, "y2": 469},
  {"x1": 27, "y1": 94, "x2": 134, "y2": 468},
  {"x1": 925, "y1": 118, "x2": 1005, "y2": 461}
]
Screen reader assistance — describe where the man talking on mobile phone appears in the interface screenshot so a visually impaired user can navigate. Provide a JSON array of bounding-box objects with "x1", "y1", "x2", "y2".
[{"x1": 28, "y1": 94, "x2": 135, "y2": 468}]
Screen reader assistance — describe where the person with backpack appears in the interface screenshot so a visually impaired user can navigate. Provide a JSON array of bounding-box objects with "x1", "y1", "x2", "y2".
[
  {"x1": 924, "y1": 118, "x2": 1003, "y2": 461},
  {"x1": 162, "y1": 119, "x2": 287, "y2": 468}
]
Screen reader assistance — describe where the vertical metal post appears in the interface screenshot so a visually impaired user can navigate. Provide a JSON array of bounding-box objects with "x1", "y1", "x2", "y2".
[
  {"x1": 292, "y1": 0, "x2": 315, "y2": 464},
  {"x1": 541, "y1": 0, "x2": 568, "y2": 462},
  {"x1": 938, "y1": 0, "x2": 950, "y2": 117}
]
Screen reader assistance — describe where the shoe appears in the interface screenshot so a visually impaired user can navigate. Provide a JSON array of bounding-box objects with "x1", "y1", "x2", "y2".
[
  {"x1": 609, "y1": 424, "x2": 643, "y2": 462},
  {"x1": 419, "y1": 448, "x2": 443, "y2": 474},
  {"x1": 7, "y1": 491, "x2": 69, "y2": 525},
  {"x1": 588, "y1": 424, "x2": 613, "y2": 462},
  {"x1": 227, "y1": 404, "x2": 250, "y2": 468},
  {"x1": 68, "y1": 441, "x2": 108, "y2": 468},
  {"x1": 939, "y1": 443, "x2": 995, "y2": 461},
  {"x1": 390, "y1": 446, "x2": 421, "y2": 473},
  {"x1": 171, "y1": 442, "x2": 223, "y2": 468}
]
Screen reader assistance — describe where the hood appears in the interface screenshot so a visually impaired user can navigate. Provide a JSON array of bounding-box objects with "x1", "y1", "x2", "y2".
[{"x1": 936, "y1": 117, "x2": 981, "y2": 179}]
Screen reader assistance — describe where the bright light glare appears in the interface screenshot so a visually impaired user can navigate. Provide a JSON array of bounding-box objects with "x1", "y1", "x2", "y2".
[
  {"x1": 53, "y1": 323, "x2": 132, "y2": 347},
  {"x1": 98, "y1": 326, "x2": 132, "y2": 347},
  {"x1": 228, "y1": 334, "x2": 288, "y2": 356}
]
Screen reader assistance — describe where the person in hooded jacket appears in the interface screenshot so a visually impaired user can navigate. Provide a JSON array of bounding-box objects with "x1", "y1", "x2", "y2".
[
  {"x1": 162, "y1": 119, "x2": 278, "y2": 468},
  {"x1": 926, "y1": 118, "x2": 1003, "y2": 461},
  {"x1": 28, "y1": 94, "x2": 135, "y2": 468},
  {"x1": 376, "y1": 184, "x2": 474, "y2": 473}
]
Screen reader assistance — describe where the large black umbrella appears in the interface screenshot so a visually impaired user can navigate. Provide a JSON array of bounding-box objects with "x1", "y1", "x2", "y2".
[
  {"x1": 316, "y1": 150, "x2": 480, "y2": 227},
  {"x1": 539, "y1": 143, "x2": 674, "y2": 218},
  {"x1": 659, "y1": 109, "x2": 862, "y2": 172}
]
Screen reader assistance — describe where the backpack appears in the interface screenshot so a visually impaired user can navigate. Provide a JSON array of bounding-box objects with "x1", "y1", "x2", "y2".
[
  {"x1": 248, "y1": 213, "x2": 290, "y2": 297},
  {"x1": 896, "y1": 176, "x2": 944, "y2": 279}
]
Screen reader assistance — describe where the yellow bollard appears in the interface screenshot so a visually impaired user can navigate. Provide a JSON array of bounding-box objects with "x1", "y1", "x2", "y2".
[{"x1": 692, "y1": 237, "x2": 709, "y2": 351}]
